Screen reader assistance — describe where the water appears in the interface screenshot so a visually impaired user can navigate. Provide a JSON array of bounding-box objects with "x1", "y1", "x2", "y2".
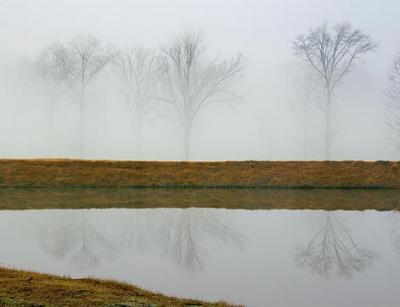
[{"x1": 0, "y1": 208, "x2": 399, "y2": 306}]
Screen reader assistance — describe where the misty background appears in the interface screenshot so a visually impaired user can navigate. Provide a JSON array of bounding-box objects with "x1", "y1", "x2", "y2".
[{"x1": 1, "y1": 0, "x2": 399, "y2": 161}]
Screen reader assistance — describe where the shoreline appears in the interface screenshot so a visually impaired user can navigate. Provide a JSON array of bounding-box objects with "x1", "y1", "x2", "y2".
[
  {"x1": 1, "y1": 187, "x2": 400, "y2": 211},
  {"x1": 1, "y1": 159, "x2": 400, "y2": 189},
  {"x1": 0, "y1": 267, "x2": 236, "y2": 306}
]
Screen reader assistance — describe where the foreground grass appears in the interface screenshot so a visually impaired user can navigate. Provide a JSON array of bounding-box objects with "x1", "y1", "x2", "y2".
[
  {"x1": 0, "y1": 267, "x2": 237, "y2": 307},
  {"x1": 1, "y1": 159, "x2": 400, "y2": 188},
  {"x1": 1, "y1": 187, "x2": 400, "y2": 211}
]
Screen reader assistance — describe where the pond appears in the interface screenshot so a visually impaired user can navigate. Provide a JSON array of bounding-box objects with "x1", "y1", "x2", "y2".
[{"x1": 1, "y1": 207, "x2": 400, "y2": 306}]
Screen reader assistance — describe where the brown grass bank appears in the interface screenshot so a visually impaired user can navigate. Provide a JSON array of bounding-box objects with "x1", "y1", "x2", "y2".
[
  {"x1": 1, "y1": 188, "x2": 400, "y2": 211},
  {"x1": 0, "y1": 267, "x2": 237, "y2": 307},
  {"x1": 1, "y1": 159, "x2": 400, "y2": 188}
]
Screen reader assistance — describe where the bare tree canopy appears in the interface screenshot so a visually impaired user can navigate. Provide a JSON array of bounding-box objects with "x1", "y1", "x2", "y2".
[
  {"x1": 59, "y1": 35, "x2": 115, "y2": 101},
  {"x1": 385, "y1": 50, "x2": 400, "y2": 150},
  {"x1": 296, "y1": 213, "x2": 377, "y2": 279},
  {"x1": 294, "y1": 22, "x2": 378, "y2": 96},
  {"x1": 114, "y1": 47, "x2": 160, "y2": 158},
  {"x1": 387, "y1": 52, "x2": 400, "y2": 102},
  {"x1": 36, "y1": 44, "x2": 67, "y2": 88},
  {"x1": 293, "y1": 22, "x2": 378, "y2": 159},
  {"x1": 159, "y1": 30, "x2": 244, "y2": 160}
]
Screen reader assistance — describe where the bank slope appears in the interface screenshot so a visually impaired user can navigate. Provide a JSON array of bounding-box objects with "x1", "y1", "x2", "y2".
[
  {"x1": 0, "y1": 267, "x2": 237, "y2": 307},
  {"x1": 1, "y1": 159, "x2": 400, "y2": 188}
]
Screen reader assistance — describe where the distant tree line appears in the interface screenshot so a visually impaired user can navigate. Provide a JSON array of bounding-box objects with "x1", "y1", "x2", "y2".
[
  {"x1": 37, "y1": 30, "x2": 244, "y2": 160},
  {"x1": 34, "y1": 23, "x2": 400, "y2": 160},
  {"x1": 293, "y1": 22, "x2": 378, "y2": 159}
]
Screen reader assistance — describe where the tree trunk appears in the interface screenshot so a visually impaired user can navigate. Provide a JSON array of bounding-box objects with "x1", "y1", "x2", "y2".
[
  {"x1": 48, "y1": 90, "x2": 56, "y2": 156},
  {"x1": 325, "y1": 91, "x2": 332, "y2": 160},
  {"x1": 136, "y1": 110, "x2": 143, "y2": 160},
  {"x1": 79, "y1": 88, "x2": 85, "y2": 158},
  {"x1": 183, "y1": 120, "x2": 192, "y2": 161},
  {"x1": 303, "y1": 108, "x2": 309, "y2": 160},
  {"x1": 265, "y1": 112, "x2": 271, "y2": 160}
]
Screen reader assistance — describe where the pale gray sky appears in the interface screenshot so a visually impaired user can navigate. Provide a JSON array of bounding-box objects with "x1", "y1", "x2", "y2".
[{"x1": 1, "y1": 0, "x2": 400, "y2": 160}]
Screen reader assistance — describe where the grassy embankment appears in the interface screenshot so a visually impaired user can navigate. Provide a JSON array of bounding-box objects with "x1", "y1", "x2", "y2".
[
  {"x1": 1, "y1": 159, "x2": 400, "y2": 188},
  {"x1": 0, "y1": 267, "x2": 236, "y2": 307},
  {"x1": 1, "y1": 159, "x2": 400, "y2": 306}
]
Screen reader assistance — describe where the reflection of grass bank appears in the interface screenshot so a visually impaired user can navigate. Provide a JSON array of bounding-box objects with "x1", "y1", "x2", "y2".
[
  {"x1": 0, "y1": 267, "x2": 236, "y2": 307},
  {"x1": 1, "y1": 188, "x2": 400, "y2": 211},
  {"x1": 1, "y1": 159, "x2": 400, "y2": 188}
]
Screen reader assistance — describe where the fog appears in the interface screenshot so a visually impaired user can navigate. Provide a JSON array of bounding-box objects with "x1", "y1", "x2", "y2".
[{"x1": 1, "y1": 0, "x2": 399, "y2": 161}]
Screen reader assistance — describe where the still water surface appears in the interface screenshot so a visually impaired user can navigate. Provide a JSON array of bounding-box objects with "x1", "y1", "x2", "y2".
[{"x1": 0, "y1": 208, "x2": 399, "y2": 307}]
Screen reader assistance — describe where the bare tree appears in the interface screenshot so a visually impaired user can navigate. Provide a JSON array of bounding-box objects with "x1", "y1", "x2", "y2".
[
  {"x1": 41, "y1": 212, "x2": 117, "y2": 271},
  {"x1": 114, "y1": 47, "x2": 160, "y2": 158},
  {"x1": 159, "y1": 30, "x2": 244, "y2": 160},
  {"x1": 36, "y1": 44, "x2": 67, "y2": 149},
  {"x1": 390, "y1": 212, "x2": 400, "y2": 255},
  {"x1": 292, "y1": 66, "x2": 322, "y2": 159},
  {"x1": 54, "y1": 35, "x2": 115, "y2": 156},
  {"x1": 296, "y1": 213, "x2": 377, "y2": 279},
  {"x1": 385, "y1": 50, "x2": 400, "y2": 151},
  {"x1": 293, "y1": 22, "x2": 378, "y2": 159},
  {"x1": 161, "y1": 208, "x2": 244, "y2": 271}
]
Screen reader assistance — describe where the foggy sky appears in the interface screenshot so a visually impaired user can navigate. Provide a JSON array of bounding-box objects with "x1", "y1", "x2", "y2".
[{"x1": 1, "y1": 0, "x2": 400, "y2": 160}]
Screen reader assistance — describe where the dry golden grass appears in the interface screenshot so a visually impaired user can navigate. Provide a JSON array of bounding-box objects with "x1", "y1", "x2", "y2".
[
  {"x1": 1, "y1": 159, "x2": 400, "y2": 188},
  {"x1": 0, "y1": 267, "x2": 238, "y2": 307},
  {"x1": 3, "y1": 160, "x2": 398, "y2": 306}
]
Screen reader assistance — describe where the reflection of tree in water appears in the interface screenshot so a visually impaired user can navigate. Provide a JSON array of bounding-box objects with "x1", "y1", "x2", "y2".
[
  {"x1": 160, "y1": 209, "x2": 244, "y2": 271},
  {"x1": 41, "y1": 212, "x2": 116, "y2": 270},
  {"x1": 119, "y1": 208, "x2": 244, "y2": 271},
  {"x1": 119, "y1": 210, "x2": 160, "y2": 254},
  {"x1": 41, "y1": 208, "x2": 244, "y2": 272},
  {"x1": 390, "y1": 212, "x2": 400, "y2": 254},
  {"x1": 296, "y1": 213, "x2": 377, "y2": 279}
]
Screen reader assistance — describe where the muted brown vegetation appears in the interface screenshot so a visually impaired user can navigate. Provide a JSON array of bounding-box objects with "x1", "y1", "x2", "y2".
[
  {"x1": 1, "y1": 160, "x2": 399, "y2": 306},
  {"x1": 0, "y1": 267, "x2": 237, "y2": 307},
  {"x1": 1, "y1": 188, "x2": 400, "y2": 211},
  {"x1": 1, "y1": 159, "x2": 400, "y2": 188}
]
